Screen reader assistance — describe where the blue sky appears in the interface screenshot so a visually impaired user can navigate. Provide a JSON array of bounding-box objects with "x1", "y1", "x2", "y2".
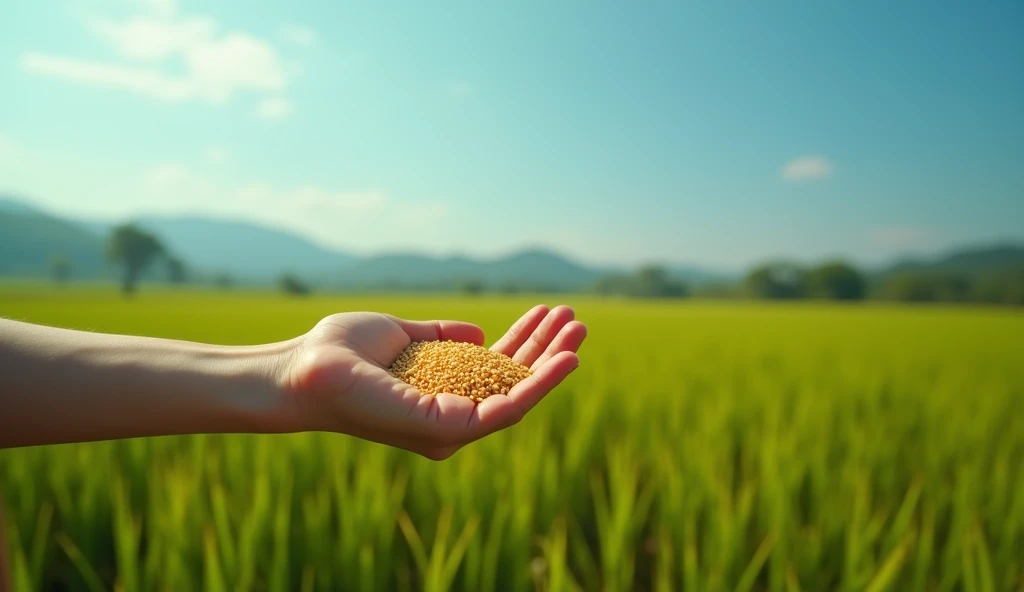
[{"x1": 1, "y1": 0, "x2": 1022, "y2": 269}]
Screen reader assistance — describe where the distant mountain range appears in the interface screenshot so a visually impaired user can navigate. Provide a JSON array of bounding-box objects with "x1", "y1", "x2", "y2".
[
  {"x1": 0, "y1": 197, "x2": 107, "y2": 276},
  {"x1": 1, "y1": 195, "x2": 1021, "y2": 289},
  {"x1": 333, "y1": 250, "x2": 601, "y2": 291},
  {"x1": 86, "y1": 216, "x2": 357, "y2": 280},
  {"x1": 0, "y1": 196, "x2": 731, "y2": 289},
  {"x1": 880, "y1": 244, "x2": 1024, "y2": 278}
]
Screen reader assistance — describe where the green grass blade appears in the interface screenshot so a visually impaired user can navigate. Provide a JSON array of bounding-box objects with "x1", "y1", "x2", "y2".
[
  {"x1": 961, "y1": 533, "x2": 978, "y2": 592},
  {"x1": 479, "y1": 502, "x2": 510, "y2": 592},
  {"x1": 735, "y1": 534, "x2": 775, "y2": 592},
  {"x1": 12, "y1": 549, "x2": 33, "y2": 592},
  {"x1": 210, "y1": 483, "x2": 237, "y2": 582},
  {"x1": 884, "y1": 478, "x2": 922, "y2": 553},
  {"x1": 111, "y1": 479, "x2": 139, "y2": 592},
  {"x1": 864, "y1": 533, "x2": 913, "y2": 592},
  {"x1": 428, "y1": 506, "x2": 454, "y2": 590},
  {"x1": 55, "y1": 533, "x2": 107, "y2": 592},
  {"x1": 360, "y1": 543, "x2": 375, "y2": 592},
  {"x1": 397, "y1": 511, "x2": 430, "y2": 574},
  {"x1": 269, "y1": 478, "x2": 292, "y2": 592},
  {"x1": 4, "y1": 512, "x2": 33, "y2": 592},
  {"x1": 29, "y1": 502, "x2": 53, "y2": 590},
  {"x1": 972, "y1": 523, "x2": 995, "y2": 592},
  {"x1": 204, "y1": 528, "x2": 228, "y2": 592},
  {"x1": 440, "y1": 514, "x2": 480, "y2": 589}
]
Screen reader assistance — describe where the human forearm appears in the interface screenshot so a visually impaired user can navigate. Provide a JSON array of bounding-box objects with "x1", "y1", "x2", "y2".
[
  {"x1": 0, "y1": 319, "x2": 298, "y2": 448},
  {"x1": 0, "y1": 306, "x2": 585, "y2": 456}
]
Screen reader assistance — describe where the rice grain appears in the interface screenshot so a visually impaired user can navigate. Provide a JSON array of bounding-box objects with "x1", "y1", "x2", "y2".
[{"x1": 388, "y1": 340, "x2": 532, "y2": 402}]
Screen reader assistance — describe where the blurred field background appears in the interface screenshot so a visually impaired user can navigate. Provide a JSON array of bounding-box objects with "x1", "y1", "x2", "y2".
[
  {"x1": 4, "y1": 2, "x2": 1024, "y2": 590},
  {"x1": 1, "y1": 285, "x2": 1021, "y2": 591}
]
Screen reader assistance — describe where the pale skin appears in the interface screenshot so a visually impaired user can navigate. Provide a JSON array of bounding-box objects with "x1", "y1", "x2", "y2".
[{"x1": 0, "y1": 305, "x2": 586, "y2": 459}]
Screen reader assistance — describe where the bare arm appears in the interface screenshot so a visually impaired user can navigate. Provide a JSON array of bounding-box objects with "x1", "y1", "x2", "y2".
[
  {"x1": 0, "y1": 306, "x2": 586, "y2": 456},
  {"x1": 0, "y1": 318, "x2": 296, "y2": 448}
]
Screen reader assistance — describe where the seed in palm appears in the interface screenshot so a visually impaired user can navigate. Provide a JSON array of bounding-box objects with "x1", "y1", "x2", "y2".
[{"x1": 388, "y1": 340, "x2": 532, "y2": 402}]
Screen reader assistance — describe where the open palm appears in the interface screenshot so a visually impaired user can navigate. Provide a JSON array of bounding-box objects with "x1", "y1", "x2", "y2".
[{"x1": 285, "y1": 305, "x2": 586, "y2": 459}]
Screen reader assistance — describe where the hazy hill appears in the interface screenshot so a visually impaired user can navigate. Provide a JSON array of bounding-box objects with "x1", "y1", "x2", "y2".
[
  {"x1": 87, "y1": 216, "x2": 356, "y2": 281},
  {"x1": 0, "y1": 195, "x2": 42, "y2": 215},
  {"x1": 880, "y1": 243, "x2": 1024, "y2": 277},
  {"x1": 0, "y1": 199, "x2": 106, "y2": 277},
  {"x1": 3, "y1": 196, "x2": 1019, "y2": 291},
  {"x1": 335, "y1": 248, "x2": 600, "y2": 291}
]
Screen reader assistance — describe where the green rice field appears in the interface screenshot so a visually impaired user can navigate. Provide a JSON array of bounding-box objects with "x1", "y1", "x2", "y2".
[{"x1": 1, "y1": 286, "x2": 1022, "y2": 591}]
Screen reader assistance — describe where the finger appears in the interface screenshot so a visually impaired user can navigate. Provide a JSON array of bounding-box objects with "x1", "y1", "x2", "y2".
[
  {"x1": 467, "y1": 350, "x2": 580, "y2": 438},
  {"x1": 389, "y1": 317, "x2": 485, "y2": 345},
  {"x1": 508, "y1": 350, "x2": 580, "y2": 414},
  {"x1": 466, "y1": 394, "x2": 521, "y2": 436},
  {"x1": 512, "y1": 305, "x2": 575, "y2": 368},
  {"x1": 490, "y1": 305, "x2": 549, "y2": 356},
  {"x1": 530, "y1": 320, "x2": 587, "y2": 372}
]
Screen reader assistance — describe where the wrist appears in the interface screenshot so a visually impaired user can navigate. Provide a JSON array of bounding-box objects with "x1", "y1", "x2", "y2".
[{"x1": 213, "y1": 337, "x2": 304, "y2": 434}]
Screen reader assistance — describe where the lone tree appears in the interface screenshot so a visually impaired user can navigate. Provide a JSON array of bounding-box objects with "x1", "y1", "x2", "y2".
[
  {"x1": 166, "y1": 257, "x2": 187, "y2": 284},
  {"x1": 49, "y1": 255, "x2": 72, "y2": 284},
  {"x1": 279, "y1": 272, "x2": 311, "y2": 296},
  {"x1": 107, "y1": 224, "x2": 165, "y2": 295},
  {"x1": 806, "y1": 261, "x2": 866, "y2": 300}
]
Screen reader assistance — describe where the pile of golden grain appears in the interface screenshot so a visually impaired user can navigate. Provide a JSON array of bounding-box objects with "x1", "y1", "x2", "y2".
[{"x1": 387, "y1": 340, "x2": 532, "y2": 402}]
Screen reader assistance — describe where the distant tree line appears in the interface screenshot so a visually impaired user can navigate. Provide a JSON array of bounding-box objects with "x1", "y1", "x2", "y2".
[
  {"x1": 37, "y1": 223, "x2": 1023, "y2": 306},
  {"x1": 594, "y1": 266, "x2": 687, "y2": 298},
  {"x1": 583, "y1": 260, "x2": 1023, "y2": 306},
  {"x1": 743, "y1": 260, "x2": 867, "y2": 300},
  {"x1": 429, "y1": 260, "x2": 1023, "y2": 306},
  {"x1": 874, "y1": 269, "x2": 1024, "y2": 305},
  {"x1": 587, "y1": 261, "x2": 876, "y2": 302},
  {"x1": 741, "y1": 260, "x2": 1023, "y2": 305}
]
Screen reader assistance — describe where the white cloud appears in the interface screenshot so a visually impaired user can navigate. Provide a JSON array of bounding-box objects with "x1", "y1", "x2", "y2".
[
  {"x1": 256, "y1": 97, "x2": 293, "y2": 119},
  {"x1": 279, "y1": 24, "x2": 318, "y2": 48},
  {"x1": 869, "y1": 226, "x2": 932, "y2": 248},
  {"x1": 20, "y1": 53, "x2": 194, "y2": 102},
  {"x1": 184, "y1": 34, "x2": 287, "y2": 102},
  {"x1": 781, "y1": 155, "x2": 833, "y2": 181},
  {"x1": 88, "y1": 14, "x2": 215, "y2": 62},
  {"x1": 20, "y1": 3, "x2": 291, "y2": 108}
]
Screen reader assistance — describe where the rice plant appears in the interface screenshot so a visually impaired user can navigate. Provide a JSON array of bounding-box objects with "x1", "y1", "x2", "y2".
[{"x1": 1, "y1": 288, "x2": 1021, "y2": 590}]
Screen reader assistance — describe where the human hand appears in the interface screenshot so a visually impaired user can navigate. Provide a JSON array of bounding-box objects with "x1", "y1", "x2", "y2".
[{"x1": 281, "y1": 305, "x2": 586, "y2": 459}]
